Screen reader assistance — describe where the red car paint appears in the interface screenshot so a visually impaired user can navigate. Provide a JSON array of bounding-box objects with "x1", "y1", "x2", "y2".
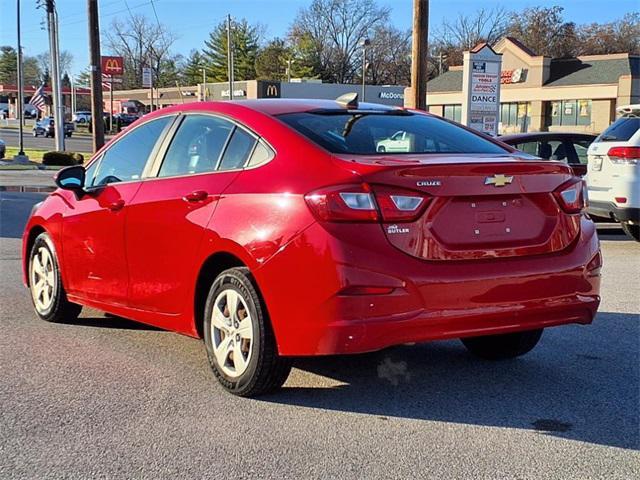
[{"x1": 22, "y1": 100, "x2": 601, "y2": 355}]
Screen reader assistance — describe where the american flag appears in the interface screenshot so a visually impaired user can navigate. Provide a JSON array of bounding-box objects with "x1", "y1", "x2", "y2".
[
  {"x1": 29, "y1": 85, "x2": 47, "y2": 112},
  {"x1": 102, "y1": 74, "x2": 112, "y2": 91}
]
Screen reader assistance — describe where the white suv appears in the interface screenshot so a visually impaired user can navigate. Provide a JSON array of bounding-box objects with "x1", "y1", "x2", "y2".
[{"x1": 586, "y1": 105, "x2": 640, "y2": 241}]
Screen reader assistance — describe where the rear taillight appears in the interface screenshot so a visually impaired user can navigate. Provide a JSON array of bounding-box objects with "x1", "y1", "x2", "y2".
[
  {"x1": 305, "y1": 184, "x2": 430, "y2": 222},
  {"x1": 305, "y1": 184, "x2": 379, "y2": 222},
  {"x1": 608, "y1": 147, "x2": 640, "y2": 165},
  {"x1": 372, "y1": 185, "x2": 429, "y2": 222},
  {"x1": 554, "y1": 180, "x2": 586, "y2": 214}
]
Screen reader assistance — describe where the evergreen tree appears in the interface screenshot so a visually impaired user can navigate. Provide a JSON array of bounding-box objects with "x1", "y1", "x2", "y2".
[
  {"x1": 255, "y1": 39, "x2": 290, "y2": 80},
  {"x1": 0, "y1": 46, "x2": 18, "y2": 84},
  {"x1": 182, "y1": 50, "x2": 206, "y2": 85},
  {"x1": 202, "y1": 19, "x2": 260, "y2": 81}
]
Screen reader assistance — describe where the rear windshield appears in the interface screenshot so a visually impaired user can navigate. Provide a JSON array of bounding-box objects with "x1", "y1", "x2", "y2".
[
  {"x1": 277, "y1": 111, "x2": 508, "y2": 155},
  {"x1": 596, "y1": 117, "x2": 640, "y2": 142}
]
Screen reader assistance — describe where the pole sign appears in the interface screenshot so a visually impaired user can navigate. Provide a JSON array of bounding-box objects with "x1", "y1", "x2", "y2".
[
  {"x1": 461, "y1": 44, "x2": 502, "y2": 136},
  {"x1": 142, "y1": 67, "x2": 153, "y2": 88},
  {"x1": 101, "y1": 56, "x2": 124, "y2": 76}
]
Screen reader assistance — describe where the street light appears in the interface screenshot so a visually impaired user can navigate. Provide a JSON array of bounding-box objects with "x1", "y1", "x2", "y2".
[
  {"x1": 285, "y1": 58, "x2": 295, "y2": 83},
  {"x1": 360, "y1": 38, "x2": 370, "y2": 102}
]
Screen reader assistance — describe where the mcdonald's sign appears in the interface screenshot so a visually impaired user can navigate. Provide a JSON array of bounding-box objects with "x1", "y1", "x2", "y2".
[
  {"x1": 260, "y1": 81, "x2": 280, "y2": 98},
  {"x1": 101, "y1": 56, "x2": 124, "y2": 76}
]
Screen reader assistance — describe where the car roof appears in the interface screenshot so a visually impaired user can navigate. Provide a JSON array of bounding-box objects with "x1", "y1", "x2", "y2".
[
  {"x1": 500, "y1": 132, "x2": 596, "y2": 142},
  {"x1": 152, "y1": 98, "x2": 402, "y2": 118}
]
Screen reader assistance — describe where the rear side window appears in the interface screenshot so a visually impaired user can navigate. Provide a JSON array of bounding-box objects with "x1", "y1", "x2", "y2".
[
  {"x1": 218, "y1": 128, "x2": 256, "y2": 171},
  {"x1": 158, "y1": 115, "x2": 233, "y2": 177},
  {"x1": 278, "y1": 111, "x2": 507, "y2": 155},
  {"x1": 94, "y1": 116, "x2": 172, "y2": 186},
  {"x1": 596, "y1": 117, "x2": 640, "y2": 142}
]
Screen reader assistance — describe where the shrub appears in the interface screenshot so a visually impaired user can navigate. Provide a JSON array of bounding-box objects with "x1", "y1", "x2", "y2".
[{"x1": 42, "y1": 151, "x2": 84, "y2": 166}]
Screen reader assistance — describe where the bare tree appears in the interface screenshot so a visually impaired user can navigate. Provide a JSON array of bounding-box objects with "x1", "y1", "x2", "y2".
[
  {"x1": 506, "y1": 6, "x2": 579, "y2": 58},
  {"x1": 433, "y1": 6, "x2": 509, "y2": 66},
  {"x1": 366, "y1": 26, "x2": 412, "y2": 85},
  {"x1": 289, "y1": 0, "x2": 390, "y2": 83},
  {"x1": 578, "y1": 12, "x2": 640, "y2": 55},
  {"x1": 36, "y1": 50, "x2": 74, "y2": 82},
  {"x1": 105, "y1": 14, "x2": 178, "y2": 89}
]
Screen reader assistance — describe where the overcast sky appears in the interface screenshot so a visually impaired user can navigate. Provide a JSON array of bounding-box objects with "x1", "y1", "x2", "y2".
[{"x1": 0, "y1": 0, "x2": 636, "y2": 77}]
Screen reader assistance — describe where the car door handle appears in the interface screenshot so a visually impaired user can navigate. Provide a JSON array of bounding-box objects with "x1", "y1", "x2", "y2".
[
  {"x1": 108, "y1": 199, "x2": 125, "y2": 211},
  {"x1": 183, "y1": 190, "x2": 208, "y2": 202}
]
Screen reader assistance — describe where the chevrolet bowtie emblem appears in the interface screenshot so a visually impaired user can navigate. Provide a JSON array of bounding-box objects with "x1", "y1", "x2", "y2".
[{"x1": 484, "y1": 174, "x2": 514, "y2": 187}]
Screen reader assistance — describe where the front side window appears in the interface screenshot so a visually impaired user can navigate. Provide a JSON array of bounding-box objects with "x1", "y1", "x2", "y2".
[
  {"x1": 278, "y1": 111, "x2": 508, "y2": 156},
  {"x1": 158, "y1": 115, "x2": 234, "y2": 177},
  {"x1": 94, "y1": 116, "x2": 172, "y2": 186}
]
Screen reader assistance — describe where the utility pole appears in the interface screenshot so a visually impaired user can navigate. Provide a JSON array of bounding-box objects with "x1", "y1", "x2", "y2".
[
  {"x1": 360, "y1": 38, "x2": 370, "y2": 102},
  {"x1": 409, "y1": 0, "x2": 429, "y2": 110},
  {"x1": 16, "y1": 0, "x2": 26, "y2": 158},
  {"x1": 46, "y1": 0, "x2": 64, "y2": 150},
  {"x1": 70, "y1": 74, "x2": 76, "y2": 117},
  {"x1": 87, "y1": 0, "x2": 105, "y2": 151},
  {"x1": 227, "y1": 14, "x2": 234, "y2": 100}
]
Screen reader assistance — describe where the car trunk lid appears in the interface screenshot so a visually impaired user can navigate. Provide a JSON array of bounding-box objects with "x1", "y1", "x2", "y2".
[{"x1": 337, "y1": 154, "x2": 580, "y2": 261}]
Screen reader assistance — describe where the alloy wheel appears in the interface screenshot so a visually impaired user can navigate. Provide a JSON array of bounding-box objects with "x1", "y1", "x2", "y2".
[
  {"x1": 210, "y1": 288, "x2": 254, "y2": 378},
  {"x1": 30, "y1": 246, "x2": 56, "y2": 314}
]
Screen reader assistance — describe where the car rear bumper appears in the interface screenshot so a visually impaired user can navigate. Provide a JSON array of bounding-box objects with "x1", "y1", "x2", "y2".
[
  {"x1": 588, "y1": 200, "x2": 640, "y2": 224},
  {"x1": 257, "y1": 217, "x2": 601, "y2": 356}
]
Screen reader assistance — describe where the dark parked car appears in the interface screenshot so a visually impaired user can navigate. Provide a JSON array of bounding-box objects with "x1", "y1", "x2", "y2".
[
  {"x1": 500, "y1": 132, "x2": 596, "y2": 177},
  {"x1": 0, "y1": 138, "x2": 5, "y2": 159},
  {"x1": 33, "y1": 117, "x2": 75, "y2": 138},
  {"x1": 114, "y1": 113, "x2": 139, "y2": 127}
]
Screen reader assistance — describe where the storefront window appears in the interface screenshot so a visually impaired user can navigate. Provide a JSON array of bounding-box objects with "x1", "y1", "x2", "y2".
[
  {"x1": 443, "y1": 104, "x2": 462, "y2": 123},
  {"x1": 548, "y1": 100, "x2": 591, "y2": 126},
  {"x1": 577, "y1": 100, "x2": 592, "y2": 126},
  {"x1": 500, "y1": 102, "x2": 530, "y2": 132}
]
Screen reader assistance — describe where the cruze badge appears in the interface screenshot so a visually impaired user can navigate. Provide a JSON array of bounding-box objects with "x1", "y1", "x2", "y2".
[
  {"x1": 484, "y1": 174, "x2": 513, "y2": 187},
  {"x1": 416, "y1": 180, "x2": 441, "y2": 187}
]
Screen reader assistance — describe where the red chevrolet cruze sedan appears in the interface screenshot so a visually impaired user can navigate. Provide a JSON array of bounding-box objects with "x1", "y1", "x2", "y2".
[{"x1": 22, "y1": 97, "x2": 601, "y2": 396}]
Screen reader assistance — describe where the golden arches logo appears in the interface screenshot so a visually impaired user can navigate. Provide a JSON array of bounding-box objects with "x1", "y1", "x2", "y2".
[
  {"x1": 265, "y1": 84, "x2": 278, "y2": 97},
  {"x1": 101, "y1": 57, "x2": 123, "y2": 75}
]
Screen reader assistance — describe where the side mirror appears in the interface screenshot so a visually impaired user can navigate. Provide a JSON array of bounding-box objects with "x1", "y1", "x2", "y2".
[{"x1": 55, "y1": 165, "x2": 85, "y2": 192}]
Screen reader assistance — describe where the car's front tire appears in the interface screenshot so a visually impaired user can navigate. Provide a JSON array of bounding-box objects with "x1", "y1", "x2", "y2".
[
  {"x1": 621, "y1": 222, "x2": 640, "y2": 242},
  {"x1": 461, "y1": 329, "x2": 543, "y2": 360},
  {"x1": 29, "y1": 233, "x2": 82, "y2": 323},
  {"x1": 203, "y1": 267, "x2": 291, "y2": 397},
  {"x1": 377, "y1": 146, "x2": 386, "y2": 153}
]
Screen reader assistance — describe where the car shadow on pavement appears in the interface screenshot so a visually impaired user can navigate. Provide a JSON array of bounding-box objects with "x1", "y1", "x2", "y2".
[
  {"x1": 61, "y1": 313, "x2": 163, "y2": 331},
  {"x1": 265, "y1": 311, "x2": 639, "y2": 451},
  {"x1": 596, "y1": 225, "x2": 634, "y2": 242}
]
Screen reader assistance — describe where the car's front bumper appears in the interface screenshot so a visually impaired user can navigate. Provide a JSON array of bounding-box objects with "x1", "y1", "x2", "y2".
[{"x1": 257, "y1": 217, "x2": 601, "y2": 356}]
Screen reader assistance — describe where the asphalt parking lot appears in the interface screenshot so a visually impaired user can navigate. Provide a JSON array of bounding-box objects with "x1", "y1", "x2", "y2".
[{"x1": 0, "y1": 192, "x2": 638, "y2": 479}]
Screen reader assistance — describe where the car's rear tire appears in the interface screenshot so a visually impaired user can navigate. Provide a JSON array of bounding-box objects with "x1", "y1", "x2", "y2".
[
  {"x1": 203, "y1": 267, "x2": 291, "y2": 397},
  {"x1": 621, "y1": 222, "x2": 640, "y2": 242},
  {"x1": 32, "y1": 131, "x2": 37, "y2": 137},
  {"x1": 461, "y1": 329, "x2": 543, "y2": 360},
  {"x1": 29, "y1": 233, "x2": 82, "y2": 323}
]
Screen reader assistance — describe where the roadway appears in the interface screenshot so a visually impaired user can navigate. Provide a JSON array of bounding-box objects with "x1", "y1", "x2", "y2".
[
  {"x1": 0, "y1": 192, "x2": 638, "y2": 479},
  {"x1": 0, "y1": 127, "x2": 109, "y2": 154}
]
